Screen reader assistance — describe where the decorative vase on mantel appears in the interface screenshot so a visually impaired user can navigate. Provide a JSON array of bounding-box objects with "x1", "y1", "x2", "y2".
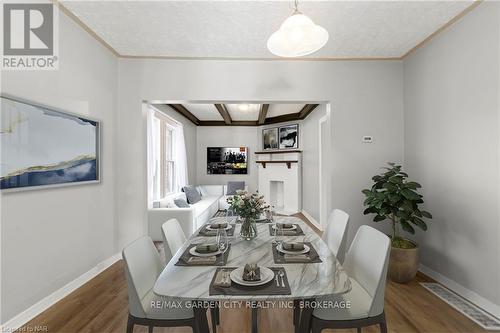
[{"x1": 240, "y1": 217, "x2": 258, "y2": 240}]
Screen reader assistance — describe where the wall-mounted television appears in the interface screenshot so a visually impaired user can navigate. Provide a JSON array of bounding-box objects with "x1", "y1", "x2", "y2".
[{"x1": 207, "y1": 147, "x2": 248, "y2": 174}]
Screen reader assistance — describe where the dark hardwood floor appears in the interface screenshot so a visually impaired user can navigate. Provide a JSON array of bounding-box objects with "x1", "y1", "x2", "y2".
[{"x1": 15, "y1": 214, "x2": 488, "y2": 333}]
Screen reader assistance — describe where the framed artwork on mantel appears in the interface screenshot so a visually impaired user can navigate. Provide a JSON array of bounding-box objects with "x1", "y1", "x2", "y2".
[
  {"x1": 262, "y1": 127, "x2": 278, "y2": 150},
  {"x1": 0, "y1": 95, "x2": 101, "y2": 191},
  {"x1": 278, "y1": 124, "x2": 299, "y2": 149}
]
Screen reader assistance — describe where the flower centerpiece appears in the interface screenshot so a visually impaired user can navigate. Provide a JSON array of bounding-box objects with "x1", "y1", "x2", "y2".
[{"x1": 227, "y1": 190, "x2": 269, "y2": 240}]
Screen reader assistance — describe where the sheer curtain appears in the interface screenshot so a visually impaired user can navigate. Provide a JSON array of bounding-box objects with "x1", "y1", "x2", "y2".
[
  {"x1": 173, "y1": 124, "x2": 189, "y2": 192},
  {"x1": 146, "y1": 107, "x2": 157, "y2": 208}
]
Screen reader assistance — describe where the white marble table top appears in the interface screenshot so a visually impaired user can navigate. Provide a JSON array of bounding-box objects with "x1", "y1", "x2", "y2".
[{"x1": 154, "y1": 216, "x2": 351, "y2": 301}]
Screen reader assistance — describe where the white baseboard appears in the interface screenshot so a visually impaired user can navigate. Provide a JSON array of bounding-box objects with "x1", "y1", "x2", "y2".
[
  {"x1": 419, "y1": 264, "x2": 500, "y2": 319},
  {"x1": 0, "y1": 252, "x2": 122, "y2": 332},
  {"x1": 301, "y1": 209, "x2": 323, "y2": 231}
]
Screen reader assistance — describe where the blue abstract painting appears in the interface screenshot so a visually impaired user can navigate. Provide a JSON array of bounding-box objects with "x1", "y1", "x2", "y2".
[{"x1": 1, "y1": 96, "x2": 99, "y2": 190}]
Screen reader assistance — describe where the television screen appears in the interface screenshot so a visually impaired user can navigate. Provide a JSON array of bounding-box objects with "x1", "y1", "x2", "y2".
[{"x1": 207, "y1": 147, "x2": 248, "y2": 174}]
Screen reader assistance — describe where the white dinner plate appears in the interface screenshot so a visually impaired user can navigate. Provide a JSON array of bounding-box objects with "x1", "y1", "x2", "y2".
[
  {"x1": 189, "y1": 246, "x2": 222, "y2": 257},
  {"x1": 272, "y1": 224, "x2": 297, "y2": 231},
  {"x1": 230, "y1": 266, "x2": 275, "y2": 286},
  {"x1": 206, "y1": 224, "x2": 233, "y2": 231},
  {"x1": 276, "y1": 243, "x2": 310, "y2": 255}
]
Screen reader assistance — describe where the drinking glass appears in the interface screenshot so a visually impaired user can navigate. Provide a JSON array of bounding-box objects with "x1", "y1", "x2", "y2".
[
  {"x1": 216, "y1": 228, "x2": 229, "y2": 253},
  {"x1": 274, "y1": 222, "x2": 284, "y2": 248},
  {"x1": 226, "y1": 208, "x2": 235, "y2": 224}
]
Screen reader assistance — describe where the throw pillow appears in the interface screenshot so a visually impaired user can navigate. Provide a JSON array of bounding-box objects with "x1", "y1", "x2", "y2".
[
  {"x1": 226, "y1": 181, "x2": 245, "y2": 195},
  {"x1": 182, "y1": 185, "x2": 202, "y2": 204},
  {"x1": 174, "y1": 198, "x2": 190, "y2": 208}
]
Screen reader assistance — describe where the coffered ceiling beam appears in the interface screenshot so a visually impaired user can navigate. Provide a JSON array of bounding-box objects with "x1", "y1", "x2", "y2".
[
  {"x1": 167, "y1": 104, "x2": 200, "y2": 125},
  {"x1": 298, "y1": 104, "x2": 319, "y2": 119},
  {"x1": 258, "y1": 104, "x2": 269, "y2": 125},
  {"x1": 214, "y1": 104, "x2": 232, "y2": 125}
]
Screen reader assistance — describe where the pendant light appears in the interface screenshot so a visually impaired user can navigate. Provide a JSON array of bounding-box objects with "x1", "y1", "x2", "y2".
[{"x1": 267, "y1": 0, "x2": 329, "y2": 57}]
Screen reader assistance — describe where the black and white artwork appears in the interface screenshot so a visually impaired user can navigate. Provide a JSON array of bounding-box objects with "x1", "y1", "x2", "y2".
[
  {"x1": 262, "y1": 127, "x2": 278, "y2": 150},
  {"x1": 279, "y1": 124, "x2": 299, "y2": 149}
]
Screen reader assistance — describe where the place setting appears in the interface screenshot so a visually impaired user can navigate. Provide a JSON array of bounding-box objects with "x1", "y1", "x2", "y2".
[
  {"x1": 210, "y1": 263, "x2": 291, "y2": 296},
  {"x1": 176, "y1": 229, "x2": 231, "y2": 266},
  {"x1": 271, "y1": 228, "x2": 322, "y2": 263},
  {"x1": 269, "y1": 222, "x2": 305, "y2": 236},
  {"x1": 197, "y1": 219, "x2": 236, "y2": 237}
]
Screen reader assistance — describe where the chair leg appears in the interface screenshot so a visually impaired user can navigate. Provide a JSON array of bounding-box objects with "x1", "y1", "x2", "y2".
[
  {"x1": 148, "y1": 326, "x2": 153, "y2": 333},
  {"x1": 215, "y1": 302, "x2": 220, "y2": 325},
  {"x1": 311, "y1": 319, "x2": 322, "y2": 333},
  {"x1": 357, "y1": 327, "x2": 362, "y2": 333},
  {"x1": 379, "y1": 313, "x2": 387, "y2": 333},
  {"x1": 126, "y1": 314, "x2": 134, "y2": 333},
  {"x1": 293, "y1": 300, "x2": 300, "y2": 326},
  {"x1": 210, "y1": 307, "x2": 217, "y2": 333},
  {"x1": 298, "y1": 304, "x2": 314, "y2": 333}
]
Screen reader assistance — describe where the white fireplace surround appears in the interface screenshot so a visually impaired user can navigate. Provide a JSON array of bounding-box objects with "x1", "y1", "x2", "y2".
[{"x1": 257, "y1": 151, "x2": 302, "y2": 215}]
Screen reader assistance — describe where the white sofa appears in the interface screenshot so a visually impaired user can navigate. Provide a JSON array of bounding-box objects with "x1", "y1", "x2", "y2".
[{"x1": 148, "y1": 184, "x2": 247, "y2": 241}]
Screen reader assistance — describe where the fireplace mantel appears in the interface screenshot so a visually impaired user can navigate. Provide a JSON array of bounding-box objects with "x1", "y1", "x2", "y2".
[{"x1": 255, "y1": 160, "x2": 298, "y2": 169}]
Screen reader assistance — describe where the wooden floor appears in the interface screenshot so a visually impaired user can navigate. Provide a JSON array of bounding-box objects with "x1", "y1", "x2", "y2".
[{"x1": 16, "y1": 215, "x2": 489, "y2": 333}]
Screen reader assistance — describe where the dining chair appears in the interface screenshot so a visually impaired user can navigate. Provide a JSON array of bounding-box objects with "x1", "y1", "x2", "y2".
[
  {"x1": 162, "y1": 218, "x2": 220, "y2": 332},
  {"x1": 122, "y1": 236, "x2": 207, "y2": 333},
  {"x1": 300, "y1": 225, "x2": 391, "y2": 333},
  {"x1": 162, "y1": 218, "x2": 187, "y2": 261},
  {"x1": 322, "y1": 209, "x2": 350, "y2": 264}
]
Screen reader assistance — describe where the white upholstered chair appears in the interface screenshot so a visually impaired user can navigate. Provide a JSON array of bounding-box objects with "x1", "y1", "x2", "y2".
[
  {"x1": 122, "y1": 236, "x2": 207, "y2": 333},
  {"x1": 322, "y1": 209, "x2": 350, "y2": 264},
  {"x1": 162, "y1": 218, "x2": 187, "y2": 262},
  {"x1": 300, "y1": 225, "x2": 391, "y2": 333}
]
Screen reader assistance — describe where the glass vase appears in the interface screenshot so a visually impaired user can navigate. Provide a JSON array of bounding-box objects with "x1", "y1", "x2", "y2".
[{"x1": 240, "y1": 217, "x2": 257, "y2": 240}]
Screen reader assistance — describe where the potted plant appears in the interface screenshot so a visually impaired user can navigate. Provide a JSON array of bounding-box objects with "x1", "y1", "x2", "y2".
[
  {"x1": 362, "y1": 162, "x2": 432, "y2": 283},
  {"x1": 228, "y1": 190, "x2": 269, "y2": 240}
]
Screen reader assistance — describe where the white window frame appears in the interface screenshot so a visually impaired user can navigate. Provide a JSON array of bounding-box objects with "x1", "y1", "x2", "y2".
[{"x1": 154, "y1": 112, "x2": 177, "y2": 198}]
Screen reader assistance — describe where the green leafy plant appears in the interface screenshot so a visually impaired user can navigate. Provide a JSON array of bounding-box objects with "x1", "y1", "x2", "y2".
[{"x1": 362, "y1": 162, "x2": 432, "y2": 248}]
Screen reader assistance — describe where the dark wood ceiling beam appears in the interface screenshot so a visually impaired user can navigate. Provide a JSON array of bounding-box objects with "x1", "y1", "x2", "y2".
[
  {"x1": 167, "y1": 104, "x2": 200, "y2": 125},
  {"x1": 214, "y1": 104, "x2": 232, "y2": 125},
  {"x1": 258, "y1": 104, "x2": 269, "y2": 125},
  {"x1": 298, "y1": 104, "x2": 319, "y2": 119},
  {"x1": 264, "y1": 113, "x2": 300, "y2": 125}
]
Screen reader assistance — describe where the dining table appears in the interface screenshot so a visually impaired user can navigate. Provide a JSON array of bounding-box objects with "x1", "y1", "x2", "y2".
[{"x1": 154, "y1": 215, "x2": 351, "y2": 333}]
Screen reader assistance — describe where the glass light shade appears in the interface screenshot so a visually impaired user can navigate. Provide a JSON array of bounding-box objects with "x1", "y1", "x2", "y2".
[{"x1": 267, "y1": 13, "x2": 329, "y2": 57}]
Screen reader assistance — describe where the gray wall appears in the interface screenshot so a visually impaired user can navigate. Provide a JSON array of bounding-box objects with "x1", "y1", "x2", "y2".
[
  {"x1": 0, "y1": 14, "x2": 118, "y2": 322},
  {"x1": 404, "y1": 2, "x2": 500, "y2": 312},
  {"x1": 116, "y1": 59, "x2": 404, "y2": 251}
]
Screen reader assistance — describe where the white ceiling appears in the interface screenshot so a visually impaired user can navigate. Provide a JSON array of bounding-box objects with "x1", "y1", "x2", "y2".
[
  {"x1": 184, "y1": 104, "x2": 222, "y2": 120},
  {"x1": 61, "y1": 0, "x2": 474, "y2": 59}
]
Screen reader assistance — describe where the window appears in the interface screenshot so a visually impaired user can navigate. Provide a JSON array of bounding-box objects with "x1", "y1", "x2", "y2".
[{"x1": 152, "y1": 112, "x2": 176, "y2": 200}]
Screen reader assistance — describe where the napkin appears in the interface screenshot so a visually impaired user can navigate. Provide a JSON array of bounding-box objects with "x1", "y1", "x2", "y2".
[
  {"x1": 242, "y1": 264, "x2": 261, "y2": 281},
  {"x1": 276, "y1": 223, "x2": 294, "y2": 229},
  {"x1": 187, "y1": 256, "x2": 217, "y2": 265},
  {"x1": 282, "y1": 242, "x2": 305, "y2": 251},
  {"x1": 210, "y1": 222, "x2": 228, "y2": 229},
  {"x1": 214, "y1": 269, "x2": 231, "y2": 287},
  {"x1": 195, "y1": 243, "x2": 219, "y2": 253}
]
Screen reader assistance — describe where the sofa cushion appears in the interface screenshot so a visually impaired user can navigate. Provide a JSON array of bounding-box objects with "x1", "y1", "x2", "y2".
[
  {"x1": 226, "y1": 181, "x2": 245, "y2": 195},
  {"x1": 192, "y1": 196, "x2": 219, "y2": 217},
  {"x1": 174, "y1": 198, "x2": 190, "y2": 208},
  {"x1": 183, "y1": 185, "x2": 202, "y2": 204}
]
